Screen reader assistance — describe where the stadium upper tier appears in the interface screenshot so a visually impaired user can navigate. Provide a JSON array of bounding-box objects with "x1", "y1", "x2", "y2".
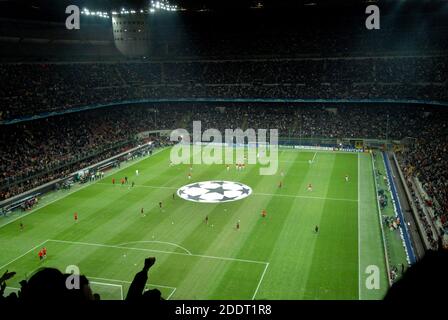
[
  {"x1": 1, "y1": 11, "x2": 448, "y2": 62},
  {"x1": 1, "y1": 56, "x2": 448, "y2": 121}
]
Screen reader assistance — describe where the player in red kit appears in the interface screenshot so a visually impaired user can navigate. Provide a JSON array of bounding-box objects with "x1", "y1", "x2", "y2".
[
  {"x1": 112, "y1": 178, "x2": 115, "y2": 185},
  {"x1": 38, "y1": 249, "x2": 43, "y2": 261},
  {"x1": 74, "y1": 212, "x2": 78, "y2": 223},
  {"x1": 261, "y1": 209, "x2": 267, "y2": 218},
  {"x1": 42, "y1": 247, "x2": 47, "y2": 259},
  {"x1": 236, "y1": 220, "x2": 240, "y2": 230}
]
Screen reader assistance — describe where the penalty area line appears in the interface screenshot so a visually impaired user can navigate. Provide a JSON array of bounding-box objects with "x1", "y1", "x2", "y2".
[
  {"x1": 47, "y1": 239, "x2": 268, "y2": 265},
  {"x1": 116, "y1": 240, "x2": 192, "y2": 255},
  {"x1": 311, "y1": 152, "x2": 317, "y2": 163},
  {"x1": 88, "y1": 276, "x2": 176, "y2": 290},
  {"x1": 166, "y1": 287, "x2": 177, "y2": 300},
  {"x1": 252, "y1": 262, "x2": 269, "y2": 300}
]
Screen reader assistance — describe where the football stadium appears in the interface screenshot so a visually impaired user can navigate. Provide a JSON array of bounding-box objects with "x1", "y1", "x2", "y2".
[{"x1": 0, "y1": 0, "x2": 447, "y2": 306}]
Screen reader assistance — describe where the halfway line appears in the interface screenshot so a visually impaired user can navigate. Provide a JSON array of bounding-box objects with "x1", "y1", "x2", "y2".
[{"x1": 96, "y1": 183, "x2": 358, "y2": 202}]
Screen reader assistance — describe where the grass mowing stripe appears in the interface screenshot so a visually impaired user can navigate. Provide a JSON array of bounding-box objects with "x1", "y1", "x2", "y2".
[
  {"x1": 302, "y1": 153, "x2": 358, "y2": 299},
  {"x1": 0, "y1": 148, "x2": 385, "y2": 299},
  {"x1": 174, "y1": 162, "x2": 272, "y2": 298},
  {"x1": 212, "y1": 151, "x2": 304, "y2": 298}
]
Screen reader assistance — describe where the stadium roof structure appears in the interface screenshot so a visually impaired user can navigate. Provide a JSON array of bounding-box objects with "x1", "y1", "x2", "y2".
[{"x1": 1, "y1": 0, "x2": 447, "y2": 21}]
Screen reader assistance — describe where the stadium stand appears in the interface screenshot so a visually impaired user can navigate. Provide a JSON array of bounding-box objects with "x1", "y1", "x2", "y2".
[
  {"x1": 1, "y1": 1, "x2": 447, "y2": 304},
  {"x1": 1, "y1": 57, "x2": 447, "y2": 120}
]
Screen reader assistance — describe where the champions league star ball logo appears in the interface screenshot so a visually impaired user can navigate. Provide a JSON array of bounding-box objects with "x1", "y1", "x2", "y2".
[{"x1": 177, "y1": 181, "x2": 252, "y2": 203}]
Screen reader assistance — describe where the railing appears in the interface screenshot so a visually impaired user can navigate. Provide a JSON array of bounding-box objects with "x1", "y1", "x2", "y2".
[
  {"x1": 392, "y1": 154, "x2": 434, "y2": 251},
  {"x1": 413, "y1": 178, "x2": 444, "y2": 237},
  {"x1": 0, "y1": 142, "x2": 155, "y2": 211},
  {"x1": 0, "y1": 139, "x2": 136, "y2": 191}
]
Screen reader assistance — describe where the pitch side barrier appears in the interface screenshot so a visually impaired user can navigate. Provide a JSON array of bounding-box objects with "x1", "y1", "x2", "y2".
[
  {"x1": 192, "y1": 141, "x2": 363, "y2": 153},
  {"x1": 382, "y1": 152, "x2": 416, "y2": 264},
  {"x1": 0, "y1": 142, "x2": 155, "y2": 215},
  {"x1": 2, "y1": 98, "x2": 448, "y2": 125}
]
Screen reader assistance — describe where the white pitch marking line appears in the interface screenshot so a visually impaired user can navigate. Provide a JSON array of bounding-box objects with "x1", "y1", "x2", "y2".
[
  {"x1": 0, "y1": 239, "x2": 49, "y2": 271},
  {"x1": 97, "y1": 182, "x2": 176, "y2": 190},
  {"x1": 281, "y1": 149, "x2": 359, "y2": 155},
  {"x1": 89, "y1": 281, "x2": 123, "y2": 300},
  {"x1": 116, "y1": 240, "x2": 192, "y2": 255},
  {"x1": 47, "y1": 239, "x2": 268, "y2": 265},
  {"x1": 166, "y1": 287, "x2": 177, "y2": 300},
  {"x1": 90, "y1": 281, "x2": 123, "y2": 288},
  {"x1": 278, "y1": 160, "x2": 315, "y2": 163},
  {"x1": 311, "y1": 152, "x2": 317, "y2": 163},
  {"x1": 252, "y1": 262, "x2": 269, "y2": 300},
  {"x1": 253, "y1": 192, "x2": 358, "y2": 202},
  {"x1": 371, "y1": 153, "x2": 392, "y2": 288},
  {"x1": 96, "y1": 183, "x2": 358, "y2": 202},
  {"x1": 26, "y1": 266, "x2": 43, "y2": 278},
  {"x1": 88, "y1": 276, "x2": 176, "y2": 290}
]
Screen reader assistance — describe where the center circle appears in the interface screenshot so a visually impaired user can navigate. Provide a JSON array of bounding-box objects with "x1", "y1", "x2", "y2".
[{"x1": 177, "y1": 181, "x2": 253, "y2": 203}]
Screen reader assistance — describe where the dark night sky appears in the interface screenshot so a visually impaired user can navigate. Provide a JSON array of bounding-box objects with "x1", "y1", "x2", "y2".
[{"x1": 1, "y1": 0, "x2": 447, "y2": 22}]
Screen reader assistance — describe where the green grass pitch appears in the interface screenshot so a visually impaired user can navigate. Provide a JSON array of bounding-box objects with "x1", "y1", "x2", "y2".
[{"x1": 0, "y1": 147, "x2": 389, "y2": 300}]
